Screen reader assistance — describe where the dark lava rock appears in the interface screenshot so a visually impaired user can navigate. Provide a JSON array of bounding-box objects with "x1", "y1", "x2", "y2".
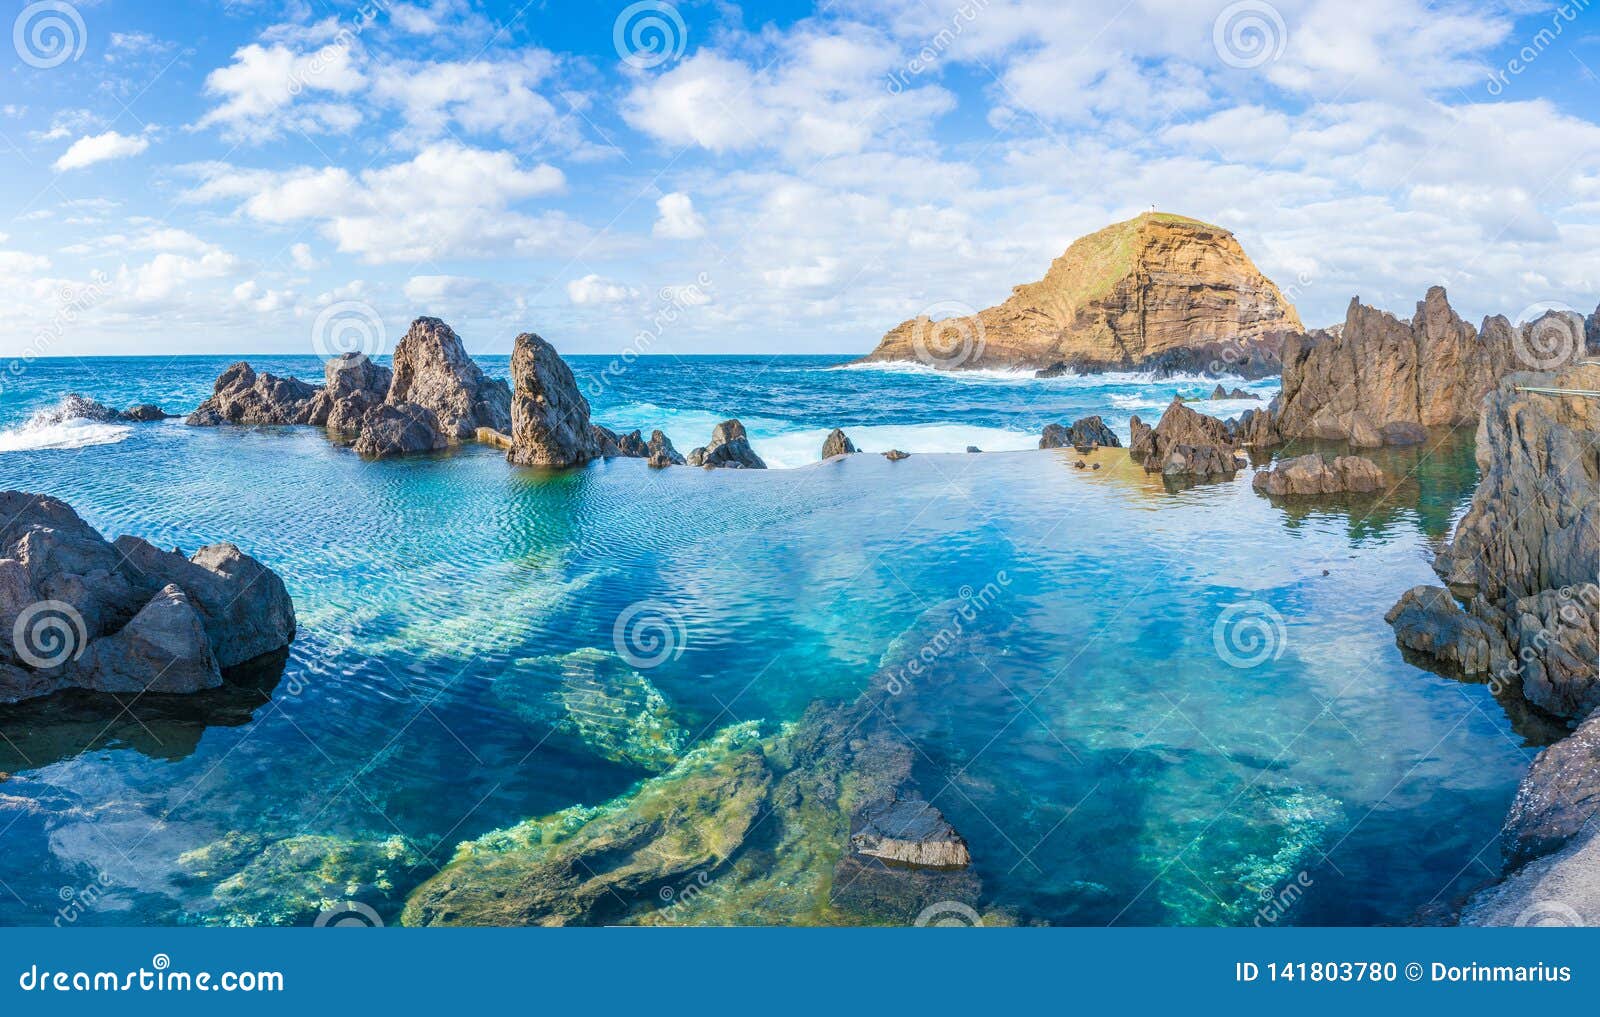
[
  {"x1": 389, "y1": 317, "x2": 512, "y2": 440},
  {"x1": 882, "y1": 449, "x2": 910, "y2": 461},
  {"x1": 849, "y1": 797, "x2": 971, "y2": 869},
  {"x1": 821, "y1": 428, "x2": 857, "y2": 459},
  {"x1": 1040, "y1": 415, "x2": 1120, "y2": 450},
  {"x1": 351, "y1": 402, "x2": 446, "y2": 458},
  {"x1": 186, "y1": 362, "x2": 320, "y2": 426},
  {"x1": 507, "y1": 332, "x2": 602, "y2": 469},
  {"x1": 687, "y1": 420, "x2": 767, "y2": 470}
]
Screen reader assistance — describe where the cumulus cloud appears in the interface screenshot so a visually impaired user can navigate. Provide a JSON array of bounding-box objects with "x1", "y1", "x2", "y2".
[
  {"x1": 53, "y1": 130, "x2": 151, "y2": 171},
  {"x1": 653, "y1": 192, "x2": 706, "y2": 239},
  {"x1": 188, "y1": 142, "x2": 572, "y2": 263},
  {"x1": 195, "y1": 41, "x2": 365, "y2": 141},
  {"x1": 566, "y1": 274, "x2": 637, "y2": 304}
]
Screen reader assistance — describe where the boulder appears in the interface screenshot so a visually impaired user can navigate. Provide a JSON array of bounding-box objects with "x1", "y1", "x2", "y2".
[
  {"x1": 821, "y1": 428, "x2": 857, "y2": 459},
  {"x1": 647, "y1": 430, "x2": 684, "y2": 466},
  {"x1": 186, "y1": 362, "x2": 320, "y2": 426},
  {"x1": 591, "y1": 426, "x2": 651, "y2": 459},
  {"x1": 351, "y1": 402, "x2": 446, "y2": 459},
  {"x1": 849, "y1": 797, "x2": 971, "y2": 869},
  {"x1": 1210, "y1": 384, "x2": 1258, "y2": 400},
  {"x1": 1252, "y1": 454, "x2": 1385, "y2": 496},
  {"x1": 36, "y1": 395, "x2": 172, "y2": 425},
  {"x1": 121, "y1": 404, "x2": 171, "y2": 422},
  {"x1": 1500, "y1": 713, "x2": 1600, "y2": 870},
  {"x1": 1384, "y1": 585, "x2": 1508, "y2": 677},
  {"x1": 687, "y1": 420, "x2": 766, "y2": 470},
  {"x1": 1229, "y1": 405, "x2": 1280, "y2": 447},
  {"x1": 882, "y1": 449, "x2": 910, "y2": 461},
  {"x1": 387, "y1": 318, "x2": 512, "y2": 440},
  {"x1": 1129, "y1": 398, "x2": 1240, "y2": 477},
  {"x1": 0, "y1": 491, "x2": 295, "y2": 704},
  {"x1": 308, "y1": 353, "x2": 392, "y2": 433},
  {"x1": 506, "y1": 332, "x2": 603, "y2": 469},
  {"x1": 1040, "y1": 415, "x2": 1121, "y2": 450}
]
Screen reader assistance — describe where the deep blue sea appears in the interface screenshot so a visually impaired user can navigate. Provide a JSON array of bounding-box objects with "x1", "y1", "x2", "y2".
[{"x1": 0, "y1": 354, "x2": 1547, "y2": 926}]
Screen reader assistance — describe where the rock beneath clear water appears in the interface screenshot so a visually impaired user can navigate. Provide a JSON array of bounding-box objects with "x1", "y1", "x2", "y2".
[
  {"x1": 402, "y1": 723, "x2": 772, "y2": 927},
  {"x1": 190, "y1": 833, "x2": 425, "y2": 927},
  {"x1": 1040, "y1": 415, "x2": 1121, "y2": 450},
  {"x1": 388, "y1": 317, "x2": 512, "y2": 440},
  {"x1": 0, "y1": 491, "x2": 296, "y2": 705},
  {"x1": 350, "y1": 402, "x2": 446, "y2": 458},
  {"x1": 850, "y1": 797, "x2": 971, "y2": 869},
  {"x1": 506, "y1": 332, "x2": 602, "y2": 469},
  {"x1": 1385, "y1": 585, "x2": 1509, "y2": 677},
  {"x1": 1252, "y1": 454, "x2": 1385, "y2": 496},
  {"x1": 688, "y1": 419, "x2": 767, "y2": 469},
  {"x1": 186, "y1": 362, "x2": 320, "y2": 426},
  {"x1": 821, "y1": 428, "x2": 857, "y2": 459}
]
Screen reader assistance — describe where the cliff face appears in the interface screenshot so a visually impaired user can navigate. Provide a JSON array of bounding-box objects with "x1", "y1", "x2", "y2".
[
  {"x1": 859, "y1": 213, "x2": 1302, "y2": 374},
  {"x1": 1271, "y1": 288, "x2": 1587, "y2": 447}
]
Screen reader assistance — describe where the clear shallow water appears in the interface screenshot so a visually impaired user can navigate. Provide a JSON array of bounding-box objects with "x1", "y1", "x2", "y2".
[{"x1": 0, "y1": 355, "x2": 1544, "y2": 926}]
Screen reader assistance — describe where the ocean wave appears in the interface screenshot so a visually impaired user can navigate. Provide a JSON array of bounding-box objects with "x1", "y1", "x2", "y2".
[
  {"x1": 752, "y1": 423, "x2": 1036, "y2": 469},
  {"x1": 829, "y1": 359, "x2": 1273, "y2": 389},
  {"x1": 0, "y1": 396, "x2": 137, "y2": 452}
]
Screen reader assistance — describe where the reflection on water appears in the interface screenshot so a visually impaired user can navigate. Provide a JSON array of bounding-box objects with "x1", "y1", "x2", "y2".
[{"x1": 0, "y1": 360, "x2": 1540, "y2": 927}]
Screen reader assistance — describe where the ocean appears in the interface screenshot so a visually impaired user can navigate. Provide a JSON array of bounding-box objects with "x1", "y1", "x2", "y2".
[{"x1": 0, "y1": 353, "x2": 1545, "y2": 926}]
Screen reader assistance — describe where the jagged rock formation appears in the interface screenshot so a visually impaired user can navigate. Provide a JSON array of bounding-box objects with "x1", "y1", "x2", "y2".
[
  {"x1": 387, "y1": 318, "x2": 512, "y2": 439},
  {"x1": 188, "y1": 321, "x2": 515, "y2": 459},
  {"x1": 1252, "y1": 454, "x2": 1385, "y2": 496},
  {"x1": 687, "y1": 420, "x2": 766, "y2": 470},
  {"x1": 1210, "y1": 384, "x2": 1257, "y2": 400},
  {"x1": 821, "y1": 428, "x2": 857, "y2": 459},
  {"x1": 1129, "y1": 398, "x2": 1243, "y2": 478},
  {"x1": 0, "y1": 491, "x2": 295, "y2": 704},
  {"x1": 506, "y1": 332, "x2": 603, "y2": 469},
  {"x1": 1268, "y1": 287, "x2": 1587, "y2": 447},
  {"x1": 33, "y1": 394, "x2": 172, "y2": 425},
  {"x1": 1040, "y1": 415, "x2": 1120, "y2": 450},
  {"x1": 858, "y1": 213, "x2": 1302, "y2": 376},
  {"x1": 187, "y1": 363, "x2": 320, "y2": 426}
]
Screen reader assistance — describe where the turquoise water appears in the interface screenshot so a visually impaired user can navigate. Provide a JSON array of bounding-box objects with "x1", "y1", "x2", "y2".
[{"x1": 0, "y1": 355, "x2": 1545, "y2": 926}]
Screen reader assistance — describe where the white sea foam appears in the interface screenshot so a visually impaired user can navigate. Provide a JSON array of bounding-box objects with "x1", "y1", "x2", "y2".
[
  {"x1": 833, "y1": 358, "x2": 1274, "y2": 389},
  {"x1": 751, "y1": 423, "x2": 1037, "y2": 469},
  {"x1": 0, "y1": 416, "x2": 132, "y2": 452}
]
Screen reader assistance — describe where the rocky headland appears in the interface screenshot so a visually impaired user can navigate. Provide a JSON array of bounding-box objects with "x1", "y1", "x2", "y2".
[
  {"x1": 0, "y1": 490, "x2": 296, "y2": 705},
  {"x1": 858, "y1": 213, "x2": 1302, "y2": 377}
]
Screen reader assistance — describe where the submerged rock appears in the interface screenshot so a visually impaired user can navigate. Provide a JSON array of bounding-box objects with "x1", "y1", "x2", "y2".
[
  {"x1": 687, "y1": 419, "x2": 767, "y2": 469},
  {"x1": 496, "y1": 648, "x2": 688, "y2": 772},
  {"x1": 388, "y1": 317, "x2": 512, "y2": 440},
  {"x1": 1252, "y1": 454, "x2": 1385, "y2": 496},
  {"x1": 402, "y1": 723, "x2": 771, "y2": 927},
  {"x1": 1040, "y1": 415, "x2": 1120, "y2": 450},
  {"x1": 849, "y1": 797, "x2": 971, "y2": 869},
  {"x1": 186, "y1": 833, "x2": 425, "y2": 927},
  {"x1": 506, "y1": 332, "x2": 602, "y2": 468},
  {"x1": 0, "y1": 491, "x2": 296, "y2": 704},
  {"x1": 821, "y1": 428, "x2": 857, "y2": 459}
]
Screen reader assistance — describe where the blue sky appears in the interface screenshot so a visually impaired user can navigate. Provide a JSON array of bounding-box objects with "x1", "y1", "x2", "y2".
[{"x1": 2, "y1": 0, "x2": 1599, "y2": 357}]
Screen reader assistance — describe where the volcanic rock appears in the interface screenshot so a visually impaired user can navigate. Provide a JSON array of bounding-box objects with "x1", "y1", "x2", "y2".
[
  {"x1": 1040, "y1": 415, "x2": 1120, "y2": 450},
  {"x1": 647, "y1": 430, "x2": 684, "y2": 466},
  {"x1": 859, "y1": 213, "x2": 1301, "y2": 375},
  {"x1": 821, "y1": 428, "x2": 857, "y2": 459},
  {"x1": 186, "y1": 362, "x2": 320, "y2": 426},
  {"x1": 849, "y1": 797, "x2": 971, "y2": 869},
  {"x1": 1129, "y1": 398, "x2": 1241, "y2": 477},
  {"x1": 308, "y1": 353, "x2": 392, "y2": 433},
  {"x1": 506, "y1": 332, "x2": 602, "y2": 469},
  {"x1": 351, "y1": 402, "x2": 446, "y2": 458},
  {"x1": 687, "y1": 420, "x2": 766, "y2": 470},
  {"x1": 387, "y1": 317, "x2": 512, "y2": 440},
  {"x1": 1252, "y1": 454, "x2": 1385, "y2": 496},
  {"x1": 882, "y1": 449, "x2": 910, "y2": 461}
]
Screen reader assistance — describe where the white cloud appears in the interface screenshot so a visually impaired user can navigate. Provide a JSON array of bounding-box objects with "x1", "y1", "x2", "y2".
[
  {"x1": 370, "y1": 52, "x2": 574, "y2": 147},
  {"x1": 53, "y1": 130, "x2": 151, "y2": 171},
  {"x1": 196, "y1": 41, "x2": 365, "y2": 141},
  {"x1": 653, "y1": 192, "x2": 707, "y2": 239},
  {"x1": 289, "y1": 242, "x2": 322, "y2": 270},
  {"x1": 0, "y1": 251, "x2": 49, "y2": 273},
  {"x1": 190, "y1": 143, "x2": 572, "y2": 263},
  {"x1": 566, "y1": 274, "x2": 637, "y2": 304}
]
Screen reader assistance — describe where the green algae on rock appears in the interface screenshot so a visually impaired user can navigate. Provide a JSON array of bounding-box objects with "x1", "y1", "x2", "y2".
[{"x1": 182, "y1": 833, "x2": 425, "y2": 927}]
